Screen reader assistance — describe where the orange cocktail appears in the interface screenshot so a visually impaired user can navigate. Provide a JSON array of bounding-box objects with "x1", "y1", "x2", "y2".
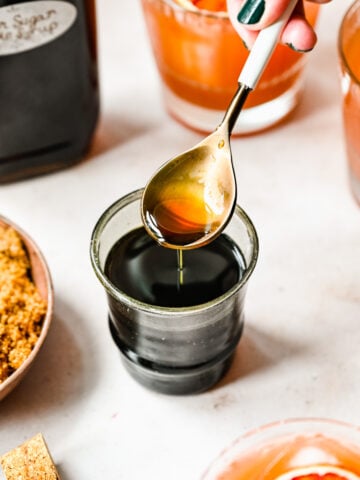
[
  {"x1": 338, "y1": 0, "x2": 360, "y2": 205},
  {"x1": 202, "y1": 419, "x2": 360, "y2": 480},
  {"x1": 141, "y1": 0, "x2": 319, "y2": 134}
]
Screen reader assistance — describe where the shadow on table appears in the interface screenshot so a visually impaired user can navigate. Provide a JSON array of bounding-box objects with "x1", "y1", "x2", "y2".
[
  {"x1": 217, "y1": 322, "x2": 305, "y2": 389},
  {"x1": 57, "y1": 464, "x2": 70, "y2": 480},
  {"x1": 87, "y1": 111, "x2": 159, "y2": 159},
  {"x1": 0, "y1": 297, "x2": 100, "y2": 421}
]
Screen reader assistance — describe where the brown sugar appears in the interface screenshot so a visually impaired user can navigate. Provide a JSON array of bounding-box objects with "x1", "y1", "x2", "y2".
[
  {"x1": 0, "y1": 433, "x2": 61, "y2": 480},
  {"x1": 0, "y1": 225, "x2": 47, "y2": 383}
]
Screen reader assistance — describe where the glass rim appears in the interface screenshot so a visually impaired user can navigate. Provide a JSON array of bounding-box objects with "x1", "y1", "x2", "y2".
[
  {"x1": 202, "y1": 417, "x2": 360, "y2": 479},
  {"x1": 147, "y1": 0, "x2": 229, "y2": 20},
  {"x1": 90, "y1": 188, "x2": 259, "y2": 316},
  {"x1": 338, "y1": 0, "x2": 360, "y2": 85},
  {"x1": 145, "y1": 0, "x2": 316, "y2": 21}
]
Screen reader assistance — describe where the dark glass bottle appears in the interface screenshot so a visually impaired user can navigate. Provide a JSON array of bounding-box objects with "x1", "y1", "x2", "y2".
[{"x1": 0, "y1": 0, "x2": 99, "y2": 183}]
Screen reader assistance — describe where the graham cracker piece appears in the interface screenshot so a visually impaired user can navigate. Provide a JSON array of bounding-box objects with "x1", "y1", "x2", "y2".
[{"x1": 0, "y1": 433, "x2": 61, "y2": 480}]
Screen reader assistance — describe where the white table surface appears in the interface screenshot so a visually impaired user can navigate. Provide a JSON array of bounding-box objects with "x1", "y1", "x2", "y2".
[{"x1": 1, "y1": 1, "x2": 360, "y2": 479}]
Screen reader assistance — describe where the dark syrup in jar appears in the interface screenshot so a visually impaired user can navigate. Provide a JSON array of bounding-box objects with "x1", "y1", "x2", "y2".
[{"x1": 104, "y1": 226, "x2": 245, "y2": 307}]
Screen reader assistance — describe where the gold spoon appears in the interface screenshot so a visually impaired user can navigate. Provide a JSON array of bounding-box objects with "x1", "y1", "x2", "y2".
[{"x1": 141, "y1": 0, "x2": 298, "y2": 250}]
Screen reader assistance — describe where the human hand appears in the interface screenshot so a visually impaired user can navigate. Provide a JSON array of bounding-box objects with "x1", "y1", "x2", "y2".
[{"x1": 227, "y1": 0, "x2": 332, "y2": 52}]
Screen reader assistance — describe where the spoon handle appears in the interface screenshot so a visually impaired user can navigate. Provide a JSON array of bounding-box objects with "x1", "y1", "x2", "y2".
[{"x1": 238, "y1": 0, "x2": 299, "y2": 89}]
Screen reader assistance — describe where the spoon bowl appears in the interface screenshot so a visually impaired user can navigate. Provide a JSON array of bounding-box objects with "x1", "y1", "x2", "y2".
[{"x1": 141, "y1": 124, "x2": 236, "y2": 249}]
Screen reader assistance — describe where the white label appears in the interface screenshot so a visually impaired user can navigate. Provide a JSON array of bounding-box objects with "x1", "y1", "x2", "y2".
[{"x1": 0, "y1": 1, "x2": 77, "y2": 56}]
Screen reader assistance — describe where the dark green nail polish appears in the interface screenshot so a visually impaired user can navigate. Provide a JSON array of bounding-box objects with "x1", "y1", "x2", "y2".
[
  {"x1": 286, "y1": 42, "x2": 314, "y2": 53},
  {"x1": 237, "y1": 0, "x2": 265, "y2": 25},
  {"x1": 242, "y1": 39, "x2": 250, "y2": 51}
]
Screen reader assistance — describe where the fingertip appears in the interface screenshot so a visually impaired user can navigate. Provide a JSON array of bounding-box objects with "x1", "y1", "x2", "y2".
[{"x1": 281, "y1": 16, "x2": 317, "y2": 52}]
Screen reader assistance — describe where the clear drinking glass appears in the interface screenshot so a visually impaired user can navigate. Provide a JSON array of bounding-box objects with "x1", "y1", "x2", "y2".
[
  {"x1": 140, "y1": 0, "x2": 319, "y2": 135},
  {"x1": 90, "y1": 189, "x2": 258, "y2": 395},
  {"x1": 202, "y1": 418, "x2": 360, "y2": 479},
  {"x1": 338, "y1": 0, "x2": 360, "y2": 205}
]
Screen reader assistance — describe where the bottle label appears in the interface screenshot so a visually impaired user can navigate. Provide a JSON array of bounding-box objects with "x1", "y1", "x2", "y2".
[{"x1": 0, "y1": 1, "x2": 77, "y2": 56}]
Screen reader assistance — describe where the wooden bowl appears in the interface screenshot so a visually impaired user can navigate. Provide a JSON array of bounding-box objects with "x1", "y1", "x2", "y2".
[{"x1": 0, "y1": 216, "x2": 54, "y2": 401}]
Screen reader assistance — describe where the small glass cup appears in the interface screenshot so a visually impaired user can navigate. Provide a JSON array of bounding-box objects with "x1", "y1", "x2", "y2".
[
  {"x1": 202, "y1": 418, "x2": 360, "y2": 479},
  {"x1": 338, "y1": 0, "x2": 360, "y2": 205},
  {"x1": 140, "y1": 0, "x2": 319, "y2": 135},
  {"x1": 90, "y1": 189, "x2": 258, "y2": 395}
]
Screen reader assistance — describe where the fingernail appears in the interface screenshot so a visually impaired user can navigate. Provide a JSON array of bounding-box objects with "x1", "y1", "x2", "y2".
[
  {"x1": 242, "y1": 39, "x2": 250, "y2": 51},
  {"x1": 237, "y1": 0, "x2": 265, "y2": 25},
  {"x1": 286, "y1": 42, "x2": 314, "y2": 53}
]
